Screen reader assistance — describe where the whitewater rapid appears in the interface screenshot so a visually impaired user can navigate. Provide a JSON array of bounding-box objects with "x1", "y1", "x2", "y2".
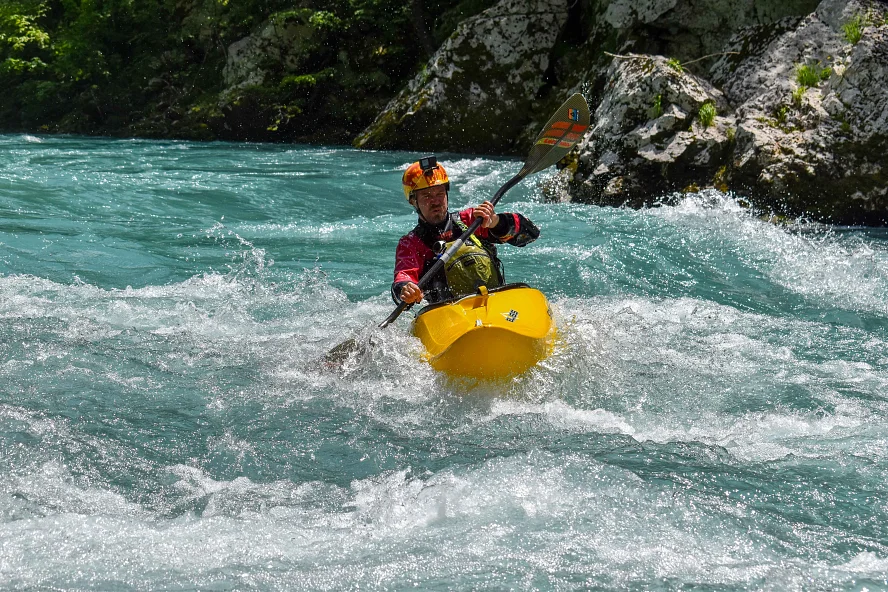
[{"x1": 2, "y1": 135, "x2": 887, "y2": 590}]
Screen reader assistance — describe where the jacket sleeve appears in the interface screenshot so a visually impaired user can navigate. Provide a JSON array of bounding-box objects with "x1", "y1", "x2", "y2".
[
  {"x1": 459, "y1": 208, "x2": 540, "y2": 247},
  {"x1": 391, "y1": 234, "x2": 429, "y2": 303}
]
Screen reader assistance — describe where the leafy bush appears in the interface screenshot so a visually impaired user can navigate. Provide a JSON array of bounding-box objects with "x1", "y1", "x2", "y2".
[
  {"x1": 0, "y1": 1, "x2": 50, "y2": 75},
  {"x1": 698, "y1": 102, "x2": 716, "y2": 128}
]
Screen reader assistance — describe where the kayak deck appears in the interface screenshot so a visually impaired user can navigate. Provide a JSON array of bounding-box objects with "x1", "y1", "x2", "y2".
[{"x1": 411, "y1": 283, "x2": 555, "y2": 379}]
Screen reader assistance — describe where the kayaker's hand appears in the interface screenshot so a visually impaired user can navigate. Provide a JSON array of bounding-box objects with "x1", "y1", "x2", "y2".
[
  {"x1": 400, "y1": 282, "x2": 423, "y2": 304},
  {"x1": 473, "y1": 201, "x2": 500, "y2": 229}
]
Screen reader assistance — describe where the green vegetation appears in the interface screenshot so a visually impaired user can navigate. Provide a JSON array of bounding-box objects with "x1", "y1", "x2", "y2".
[
  {"x1": 776, "y1": 104, "x2": 789, "y2": 125},
  {"x1": 0, "y1": 1, "x2": 49, "y2": 75},
  {"x1": 666, "y1": 57, "x2": 683, "y2": 73},
  {"x1": 795, "y1": 63, "x2": 831, "y2": 88},
  {"x1": 713, "y1": 165, "x2": 729, "y2": 192},
  {"x1": 698, "y1": 102, "x2": 716, "y2": 128},
  {"x1": 650, "y1": 93, "x2": 663, "y2": 118},
  {"x1": 0, "y1": 0, "x2": 498, "y2": 140},
  {"x1": 792, "y1": 86, "x2": 806, "y2": 108},
  {"x1": 842, "y1": 13, "x2": 869, "y2": 44}
]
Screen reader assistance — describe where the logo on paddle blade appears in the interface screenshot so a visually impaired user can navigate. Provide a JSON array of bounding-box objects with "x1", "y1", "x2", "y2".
[
  {"x1": 503, "y1": 309, "x2": 519, "y2": 323},
  {"x1": 568, "y1": 108, "x2": 580, "y2": 122}
]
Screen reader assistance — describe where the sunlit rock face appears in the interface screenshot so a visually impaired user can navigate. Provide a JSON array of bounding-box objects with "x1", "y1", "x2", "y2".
[
  {"x1": 347, "y1": 0, "x2": 886, "y2": 223},
  {"x1": 222, "y1": 15, "x2": 318, "y2": 90},
  {"x1": 720, "y1": 0, "x2": 888, "y2": 224},
  {"x1": 546, "y1": 55, "x2": 735, "y2": 208},
  {"x1": 355, "y1": 0, "x2": 824, "y2": 157},
  {"x1": 354, "y1": 0, "x2": 570, "y2": 154},
  {"x1": 547, "y1": 0, "x2": 888, "y2": 225}
]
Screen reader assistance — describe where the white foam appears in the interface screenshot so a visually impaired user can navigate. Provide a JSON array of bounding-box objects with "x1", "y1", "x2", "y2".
[
  {"x1": 487, "y1": 399, "x2": 636, "y2": 436},
  {"x1": 5, "y1": 460, "x2": 146, "y2": 520},
  {"x1": 653, "y1": 191, "x2": 888, "y2": 316},
  {"x1": 838, "y1": 551, "x2": 888, "y2": 573},
  {"x1": 0, "y1": 403, "x2": 881, "y2": 590}
]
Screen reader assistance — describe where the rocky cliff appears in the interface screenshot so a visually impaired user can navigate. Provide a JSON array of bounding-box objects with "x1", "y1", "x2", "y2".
[
  {"x1": 6, "y1": 0, "x2": 884, "y2": 223},
  {"x1": 350, "y1": 0, "x2": 888, "y2": 225},
  {"x1": 353, "y1": 0, "x2": 570, "y2": 154}
]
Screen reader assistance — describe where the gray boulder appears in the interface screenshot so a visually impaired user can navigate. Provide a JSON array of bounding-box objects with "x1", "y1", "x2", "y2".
[
  {"x1": 549, "y1": 54, "x2": 735, "y2": 207},
  {"x1": 549, "y1": 0, "x2": 888, "y2": 225},
  {"x1": 222, "y1": 12, "x2": 320, "y2": 90},
  {"x1": 354, "y1": 0, "x2": 569, "y2": 154},
  {"x1": 717, "y1": 0, "x2": 888, "y2": 223},
  {"x1": 520, "y1": 0, "x2": 821, "y2": 150}
]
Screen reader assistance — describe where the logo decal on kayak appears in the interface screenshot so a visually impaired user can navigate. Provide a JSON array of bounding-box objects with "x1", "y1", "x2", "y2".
[{"x1": 503, "y1": 309, "x2": 518, "y2": 323}]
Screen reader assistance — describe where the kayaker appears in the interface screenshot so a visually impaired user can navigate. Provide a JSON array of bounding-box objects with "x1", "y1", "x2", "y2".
[{"x1": 393, "y1": 156, "x2": 540, "y2": 305}]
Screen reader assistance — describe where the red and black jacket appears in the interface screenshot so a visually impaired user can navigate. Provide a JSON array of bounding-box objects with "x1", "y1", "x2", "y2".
[{"x1": 392, "y1": 207, "x2": 539, "y2": 304}]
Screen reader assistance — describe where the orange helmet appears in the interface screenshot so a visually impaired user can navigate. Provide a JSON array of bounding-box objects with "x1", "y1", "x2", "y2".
[{"x1": 402, "y1": 157, "x2": 450, "y2": 202}]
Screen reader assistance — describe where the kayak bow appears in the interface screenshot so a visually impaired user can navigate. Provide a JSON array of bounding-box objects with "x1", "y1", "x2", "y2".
[{"x1": 412, "y1": 283, "x2": 555, "y2": 379}]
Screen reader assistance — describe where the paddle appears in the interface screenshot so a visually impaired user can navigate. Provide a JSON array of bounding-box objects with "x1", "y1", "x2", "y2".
[{"x1": 324, "y1": 92, "x2": 591, "y2": 366}]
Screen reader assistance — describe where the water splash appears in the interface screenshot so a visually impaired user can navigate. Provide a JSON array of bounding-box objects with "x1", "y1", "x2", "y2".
[{"x1": 2, "y1": 139, "x2": 888, "y2": 590}]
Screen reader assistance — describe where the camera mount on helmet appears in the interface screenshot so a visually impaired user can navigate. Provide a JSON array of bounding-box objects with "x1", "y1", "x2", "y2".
[{"x1": 419, "y1": 155, "x2": 438, "y2": 174}]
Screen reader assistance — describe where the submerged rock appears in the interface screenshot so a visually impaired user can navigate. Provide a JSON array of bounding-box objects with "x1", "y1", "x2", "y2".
[{"x1": 354, "y1": 0, "x2": 569, "y2": 154}]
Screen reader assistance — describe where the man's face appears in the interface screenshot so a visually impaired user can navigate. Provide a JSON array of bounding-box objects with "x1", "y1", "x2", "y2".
[{"x1": 414, "y1": 185, "x2": 448, "y2": 224}]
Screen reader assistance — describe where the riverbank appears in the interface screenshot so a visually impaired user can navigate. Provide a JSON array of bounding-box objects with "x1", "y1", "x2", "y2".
[{"x1": 2, "y1": 0, "x2": 886, "y2": 224}]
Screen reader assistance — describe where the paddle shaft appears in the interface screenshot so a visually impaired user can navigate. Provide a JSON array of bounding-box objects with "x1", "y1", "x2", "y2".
[{"x1": 379, "y1": 173, "x2": 523, "y2": 328}]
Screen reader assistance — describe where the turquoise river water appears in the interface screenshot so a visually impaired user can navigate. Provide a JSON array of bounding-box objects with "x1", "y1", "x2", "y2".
[{"x1": 1, "y1": 135, "x2": 888, "y2": 591}]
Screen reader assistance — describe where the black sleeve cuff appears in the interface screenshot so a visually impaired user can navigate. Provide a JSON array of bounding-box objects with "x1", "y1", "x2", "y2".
[
  {"x1": 391, "y1": 281, "x2": 409, "y2": 304},
  {"x1": 489, "y1": 214, "x2": 513, "y2": 239}
]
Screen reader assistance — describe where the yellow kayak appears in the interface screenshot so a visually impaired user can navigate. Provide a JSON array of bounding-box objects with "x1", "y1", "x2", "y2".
[{"x1": 411, "y1": 283, "x2": 556, "y2": 379}]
